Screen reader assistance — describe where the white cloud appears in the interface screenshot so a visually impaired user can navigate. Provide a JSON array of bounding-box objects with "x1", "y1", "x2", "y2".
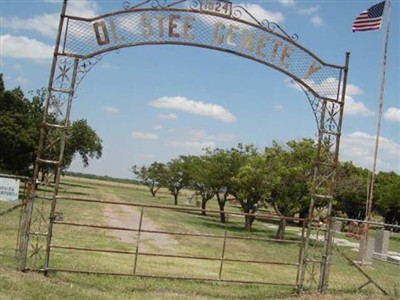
[
  {"x1": 238, "y1": 3, "x2": 285, "y2": 24},
  {"x1": 153, "y1": 125, "x2": 163, "y2": 130},
  {"x1": 285, "y1": 77, "x2": 373, "y2": 116},
  {"x1": 311, "y1": 15, "x2": 323, "y2": 26},
  {"x1": 340, "y1": 132, "x2": 400, "y2": 172},
  {"x1": 0, "y1": 35, "x2": 53, "y2": 62},
  {"x1": 344, "y1": 96, "x2": 374, "y2": 116},
  {"x1": 297, "y1": 6, "x2": 320, "y2": 15},
  {"x1": 66, "y1": 0, "x2": 99, "y2": 18},
  {"x1": 165, "y1": 128, "x2": 234, "y2": 155},
  {"x1": 103, "y1": 106, "x2": 119, "y2": 113},
  {"x1": 131, "y1": 131, "x2": 159, "y2": 140},
  {"x1": 384, "y1": 107, "x2": 400, "y2": 122},
  {"x1": 150, "y1": 96, "x2": 236, "y2": 123},
  {"x1": 1, "y1": 0, "x2": 98, "y2": 38},
  {"x1": 0, "y1": 14, "x2": 59, "y2": 38},
  {"x1": 279, "y1": 0, "x2": 296, "y2": 8},
  {"x1": 157, "y1": 113, "x2": 177, "y2": 120},
  {"x1": 285, "y1": 77, "x2": 339, "y2": 98},
  {"x1": 345, "y1": 83, "x2": 364, "y2": 96}
]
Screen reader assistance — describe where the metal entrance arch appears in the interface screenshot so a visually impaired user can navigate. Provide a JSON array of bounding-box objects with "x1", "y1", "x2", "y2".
[{"x1": 18, "y1": 0, "x2": 349, "y2": 293}]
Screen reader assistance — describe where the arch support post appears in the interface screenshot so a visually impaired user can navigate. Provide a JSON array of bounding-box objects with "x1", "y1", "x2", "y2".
[
  {"x1": 300, "y1": 52, "x2": 350, "y2": 293},
  {"x1": 16, "y1": 0, "x2": 75, "y2": 272}
]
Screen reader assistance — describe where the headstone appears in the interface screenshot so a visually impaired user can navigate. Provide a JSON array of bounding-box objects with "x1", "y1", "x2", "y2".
[
  {"x1": 356, "y1": 237, "x2": 375, "y2": 266},
  {"x1": 332, "y1": 220, "x2": 343, "y2": 233},
  {"x1": 185, "y1": 194, "x2": 194, "y2": 205},
  {"x1": 196, "y1": 199, "x2": 202, "y2": 208},
  {"x1": 374, "y1": 229, "x2": 390, "y2": 260}
]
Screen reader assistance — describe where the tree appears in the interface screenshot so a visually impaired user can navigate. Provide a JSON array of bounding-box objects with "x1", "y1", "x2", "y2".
[
  {"x1": 0, "y1": 75, "x2": 103, "y2": 176},
  {"x1": 334, "y1": 162, "x2": 369, "y2": 219},
  {"x1": 185, "y1": 155, "x2": 215, "y2": 215},
  {"x1": 164, "y1": 156, "x2": 192, "y2": 205},
  {"x1": 204, "y1": 147, "x2": 246, "y2": 223},
  {"x1": 132, "y1": 162, "x2": 167, "y2": 196},
  {"x1": 231, "y1": 153, "x2": 271, "y2": 231},
  {"x1": 60, "y1": 119, "x2": 103, "y2": 172},
  {"x1": 374, "y1": 171, "x2": 400, "y2": 225},
  {"x1": 0, "y1": 78, "x2": 42, "y2": 175},
  {"x1": 208, "y1": 144, "x2": 257, "y2": 231},
  {"x1": 264, "y1": 139, "x2": 316, "y2": 239}
]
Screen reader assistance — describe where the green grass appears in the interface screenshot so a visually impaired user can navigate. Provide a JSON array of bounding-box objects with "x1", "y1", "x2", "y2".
[{"x1": 0, "y1": 176, "x2": 398, "y2": 299}]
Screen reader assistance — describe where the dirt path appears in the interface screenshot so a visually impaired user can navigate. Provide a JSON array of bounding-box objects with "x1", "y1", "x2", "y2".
[{"x1": 102, "y1": 194, "x2": 177, "y2": 251}]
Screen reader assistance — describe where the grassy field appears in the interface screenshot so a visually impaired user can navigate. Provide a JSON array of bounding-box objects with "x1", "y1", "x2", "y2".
[{"x1": 0, "y1": 176, "x2": 398, "y2": 299}]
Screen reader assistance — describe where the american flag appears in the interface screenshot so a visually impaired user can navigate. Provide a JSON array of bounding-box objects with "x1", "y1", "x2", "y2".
[{"x1": 352, "y1": 1, "x2": 386, "y2": 32}]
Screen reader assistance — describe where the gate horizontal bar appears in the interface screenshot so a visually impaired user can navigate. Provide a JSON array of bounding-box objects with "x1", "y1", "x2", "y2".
[
  {"x1": 42, "y1": 268, "x2": 297, "y2": 287},
  {"x1": 50, "y1": 245, "x2": 299, "y2": 266},
  {"x1": 51, "y1": 245, "x2": 134, "y2": 254},
  {"x1": 54, "y1": 221, "x2": 302, "y2": 244},
  {"x1": 55, "y1": 196, "x2": 306, "y2": 222},
  {"x1": 139, "y1": 252, "x2": 299, "y2": 266}
]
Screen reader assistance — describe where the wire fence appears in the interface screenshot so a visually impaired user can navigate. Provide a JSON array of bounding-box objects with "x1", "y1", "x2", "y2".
[{"x1": 327, "y1": 217, "x2": 400, "y2": 296}]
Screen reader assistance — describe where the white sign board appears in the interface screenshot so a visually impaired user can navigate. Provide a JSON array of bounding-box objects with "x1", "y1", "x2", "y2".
[{"x1": 0, "y1": 177, "x2": 20, "y2": 201}]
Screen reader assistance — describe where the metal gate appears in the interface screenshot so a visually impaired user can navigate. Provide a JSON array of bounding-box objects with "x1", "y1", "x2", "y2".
[
  {"x1": 19, "y1": 179, "x2": 307, "y2": 287},
  {"x1": 17, "y1": 0, "x2": 349, "y2": 292}
]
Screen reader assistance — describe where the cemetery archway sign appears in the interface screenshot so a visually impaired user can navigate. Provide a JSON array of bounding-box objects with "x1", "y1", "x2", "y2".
[{"x1": 18, "y1": 0, "x2": 349, "y2": 293}]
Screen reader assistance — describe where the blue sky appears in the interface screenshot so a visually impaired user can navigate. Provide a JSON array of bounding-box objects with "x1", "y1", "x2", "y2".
[{"x1": 1, "y1": 0, "x2": 399, "y2": 179}]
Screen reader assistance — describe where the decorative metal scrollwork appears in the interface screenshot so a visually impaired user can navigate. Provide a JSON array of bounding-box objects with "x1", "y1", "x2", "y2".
[
  {"x1": 290, "y1": 79, "x2": 322, "y2": 130},
  {"x1": 74, "y1": 54, "x2": 106, "y2": 92},
  {"x1": 324, "y1": 102, "x2": 341, "y2": 132},
  {"x1": 151, "y1": 0, "x2": 168, "y2": 8},
  {"x1": 123, "y1": 0, "x2": 169, "y2": 10},
  {"x1": 122, "y1": 1, "x2": 131, "y2": 9},
  {"x1": 261, "y1": 19, "x2": 299, "y2": 41},
  {"x1": 49, "y1": 93, "x2": 69, "y2": 119},
  {"x1": 189, "y1": 0, "x2": 201, "y2": 10},
  {"x1": 232, "y1": 4, "x2": 299, "y2": 41},
  {"x1": 54, "y1": 57, "x2": 74, "y2": 90}
]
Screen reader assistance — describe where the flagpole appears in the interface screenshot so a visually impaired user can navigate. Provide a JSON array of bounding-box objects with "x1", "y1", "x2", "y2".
[{"x1": 363, "y1": 0, "x2": 392, "y2": 265}]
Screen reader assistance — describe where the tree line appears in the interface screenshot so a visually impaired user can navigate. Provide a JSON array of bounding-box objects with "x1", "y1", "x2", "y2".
[{"x1": 133, "y1": 140, "x2": 400, "y2": 236}]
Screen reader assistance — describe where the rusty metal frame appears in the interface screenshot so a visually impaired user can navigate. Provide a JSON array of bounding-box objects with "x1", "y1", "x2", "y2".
[
  {"x1": 17, "y1": 0, "x2": 349, "y2": 293},
  {"x1": 39, "y1": 196, "x2": 306, "y2": 286}
]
